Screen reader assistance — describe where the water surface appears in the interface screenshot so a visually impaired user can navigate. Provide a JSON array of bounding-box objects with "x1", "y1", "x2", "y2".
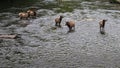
[{"x1": 0, "y1": 0, "x2": 120, "y2": 68}]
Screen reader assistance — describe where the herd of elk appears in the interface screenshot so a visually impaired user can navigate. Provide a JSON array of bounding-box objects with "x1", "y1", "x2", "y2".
[
  {"x1": 55, "y1": 16, "x2": 75, "y2": 32},
  {"x1": 54, "y1": 16, "x2": 107, "y2": 34},
  {"x1": 19, "y1": 9, "x2": 36, "y2": 19},
  {"x1": 19, "y1": 10, "x2": 107, "y2": 34}
]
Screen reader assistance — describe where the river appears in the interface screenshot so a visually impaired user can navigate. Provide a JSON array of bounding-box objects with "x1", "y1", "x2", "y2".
[{"x1": 0, "y1": 0, "x2": 120, "y2": 68}]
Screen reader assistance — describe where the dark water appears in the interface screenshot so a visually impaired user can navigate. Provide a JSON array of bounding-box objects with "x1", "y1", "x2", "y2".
[{"x1": 0, "y1": 0, "x2": 120, "y2": 68}]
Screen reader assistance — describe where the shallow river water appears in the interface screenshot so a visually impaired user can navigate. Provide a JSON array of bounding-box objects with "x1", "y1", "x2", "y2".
[{"x1": 0, "y1": 0, "x2": 120, "y2": 68}]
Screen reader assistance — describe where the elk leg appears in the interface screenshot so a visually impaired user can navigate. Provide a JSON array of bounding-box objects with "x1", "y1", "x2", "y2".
[
  {"x1": 20, "y1": 17, "x2": 22, "y2": 19},
  {"x1": 69, "y1": 27, "x2": 72, "y2": 32},
  {"x1": 59, "y1": 23, "x2": 61, "y2": 27},
  {"x1": 55, "y1": 22, "x2": 57, "y2": 26}
]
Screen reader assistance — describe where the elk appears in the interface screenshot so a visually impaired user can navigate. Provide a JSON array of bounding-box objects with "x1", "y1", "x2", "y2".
[
  {"x1": 65, "y1": 21, "x2": 75, "y2": 32},
  {"x1": 18, "y1": 12, "x2": 29, "y2": 19},
  {"x1": 99, "y1": 19, "x2": 107, "y2": 34},
  {"x1": 55, "y1": 16, "x2": 63, "y2": 27},
  {"x1": 27, "y1": 10, "x2": 36, "y2": 17}
]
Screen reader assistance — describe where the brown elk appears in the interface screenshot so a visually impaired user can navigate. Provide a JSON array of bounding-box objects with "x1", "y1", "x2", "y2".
[
  {"x1": 27, "y1": 10, "x2": 36, "y2": 17},
  {"x1": 99, "y1": 19, "x2": 107, "y2": 34},
  {"x1": 65, "y1": 21, "x2": 75, "y2": 32},
  {"x1": 55, "y1": 16, "x2": 63, "y2": 27},
  {"x1": 18, "y1": 12, "x2": 29, "y2": 19}
]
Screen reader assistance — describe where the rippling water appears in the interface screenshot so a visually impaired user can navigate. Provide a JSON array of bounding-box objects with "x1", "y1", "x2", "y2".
[{"x1": 0, "y1": 0, "x2": 120, "y2": 68}]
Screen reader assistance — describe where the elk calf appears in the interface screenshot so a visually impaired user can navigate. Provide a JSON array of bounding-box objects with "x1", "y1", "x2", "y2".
[
  {"x1": 65, "y1": 21, "x2": 75, "y2": 32},
  {"x1": 19, "y1": 12, "x2": 29, "y2": 19},
  {"x1": 27, "y1": 10, "x2": 36, "y2": 17},
  {"x1": 99, "y1": 19, "x2": 107, "y2": 34},
  {"x1": 55, "y1": 16, "x2": 63, "y2": 27}
]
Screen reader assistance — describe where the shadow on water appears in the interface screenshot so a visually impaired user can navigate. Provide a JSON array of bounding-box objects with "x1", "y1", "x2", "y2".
[{"x1": 67, "y1": 30, "x2": 75, "y2": 34}]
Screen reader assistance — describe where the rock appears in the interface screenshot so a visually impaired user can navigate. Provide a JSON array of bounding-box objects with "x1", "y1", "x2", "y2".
[{"x1": 0, "y1": 34, "x2": 17, "y2": 39}]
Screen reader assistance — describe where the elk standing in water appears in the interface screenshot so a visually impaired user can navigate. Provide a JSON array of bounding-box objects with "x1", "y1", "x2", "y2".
[
  {"x1": 55, "y1": 16, "x2": 63, "y2": 27},
  {"x1": 27, "y1": 10, "x2": 36, "y2": 18},
  {"x1": 18, "y1": 12, "x2": 29, "y2": 19},
  {"x1": 99, "y1": 19, "x2": 107, "y2": 34},
  {"x1": 65, "y1": 21, "x2": 75, "y2": 32}
]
